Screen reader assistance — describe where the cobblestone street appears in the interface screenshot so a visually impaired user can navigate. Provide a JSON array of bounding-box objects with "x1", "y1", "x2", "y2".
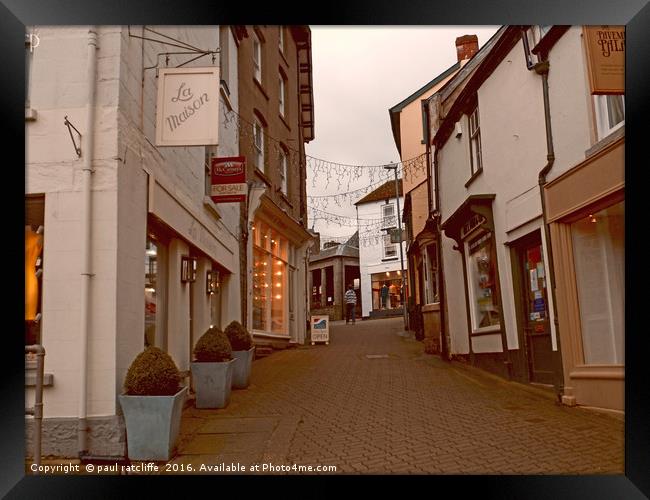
[{"x1": 167, "y1": 317, "x2": 624, "y2": 475}]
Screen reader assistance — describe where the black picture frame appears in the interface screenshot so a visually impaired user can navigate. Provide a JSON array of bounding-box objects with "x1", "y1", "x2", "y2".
[{"x1": 7, "y1": 1, "x2": 649, "y2": 498}]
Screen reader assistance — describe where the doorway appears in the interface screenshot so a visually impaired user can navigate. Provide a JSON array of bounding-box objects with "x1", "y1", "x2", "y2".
[{"x1": 513, "y1": 230, "x2": 554, "y2": 385}]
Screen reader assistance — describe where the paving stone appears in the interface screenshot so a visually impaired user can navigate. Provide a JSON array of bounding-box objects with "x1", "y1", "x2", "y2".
[{"x1": 167, "y1": 317, "x2": 624, "y2": 475}]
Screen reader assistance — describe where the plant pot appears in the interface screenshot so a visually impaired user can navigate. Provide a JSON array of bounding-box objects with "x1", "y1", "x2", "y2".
[
  {"x1": 231, "y1": 347, "x2": 256, "y2": 389},
  {"x1": 190, "y1": 359, "x2": 234, "y2": 409},
  {"x1": 118, "y1": 385, "x2": 188, "y2": 461}
]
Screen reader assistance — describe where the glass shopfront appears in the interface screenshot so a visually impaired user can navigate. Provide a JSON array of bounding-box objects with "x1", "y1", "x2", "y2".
[
  {"x1": 371, "y1": 270, "x2": 404, "y2": 310},
  {"x1": 571, "y1": 201, "x2": 624, "y2": 365},
  {"x1": 252, "y1": 219, "x2": 288, "y2": 335},
  {"x1": 466, "y1": 231, "x2": 500, "y2": 331}
]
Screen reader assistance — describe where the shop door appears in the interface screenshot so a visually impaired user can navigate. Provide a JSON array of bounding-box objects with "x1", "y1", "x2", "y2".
[{"x1": 517, "y1": 232, "x2": 554, "y2": 385}]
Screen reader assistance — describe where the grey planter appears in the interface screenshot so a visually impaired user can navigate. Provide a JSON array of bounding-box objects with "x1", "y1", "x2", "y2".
[
  {"x1": 232, "y1": 347, "x2": 256, "y2": 389},
  {"x1": 118, "y1": 385, "x2": 187, "y2": 461},
  {"x1": 191, "y1": 359, "x2": 234, "y2": 409}
]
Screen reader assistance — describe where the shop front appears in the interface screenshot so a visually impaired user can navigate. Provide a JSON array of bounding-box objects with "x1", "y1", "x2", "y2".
[
  {"x1": 371, "y1": 270, "x2": 404, "y2": 311},
  {"x1": 544, "y1": 137, "x2": 624, "y2": 411},
  {"x1": 249, "y1": 195, "x2": 312, "y2": 347}
]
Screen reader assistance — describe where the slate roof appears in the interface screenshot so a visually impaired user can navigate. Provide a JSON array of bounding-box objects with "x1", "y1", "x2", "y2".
[{"x1": 354, "y1": 179, "x2": 403, "y2": 205}]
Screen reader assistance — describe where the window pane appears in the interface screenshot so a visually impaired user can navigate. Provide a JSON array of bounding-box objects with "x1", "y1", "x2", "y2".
[
  {"x1": 271, "y1": 258, "x2": 286, "y2": 333},
  {"x1": 467, "y1": 232, "x2": 500, "y2": 329},
  {"x1": 571, "y1": 201, "x2": 624, "y2": 364},
  {"x1": 145, "y1": 238, "x2": 158, "y2": 347},
  {"x1": 253, "y1": 247, "x2": 269, "y2": 331},
  {"x1": 607, "y1": 95, "x2": 625, "y2": 129}
]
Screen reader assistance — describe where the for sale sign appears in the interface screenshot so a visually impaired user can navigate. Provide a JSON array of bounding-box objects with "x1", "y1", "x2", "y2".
[{"x1": 211, "y1": 156, "x2": 247, "y2": 203}]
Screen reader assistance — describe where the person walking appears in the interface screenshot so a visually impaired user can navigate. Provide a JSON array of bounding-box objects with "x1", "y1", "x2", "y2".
[{"x1": 344, "y1": 284, "x2": 357, "y2": 324}]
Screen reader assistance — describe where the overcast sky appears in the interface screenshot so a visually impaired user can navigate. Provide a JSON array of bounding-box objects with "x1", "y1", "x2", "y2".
[{"x1": 305, "y1": 26, "x2": 500, "y2": 243}]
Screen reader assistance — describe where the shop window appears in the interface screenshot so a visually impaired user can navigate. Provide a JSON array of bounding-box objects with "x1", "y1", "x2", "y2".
[
  {"x1": 25, "y1": 194, "x2": 44, "y2": 345},
  {"x1": 145, "y1": 235, "x2": 167, "y2": 348},
  {"x1": 371, "y1": 271, "x2": 403, "y2": 310},
  {"x1": 325, "y1": 266, "x2": 334, "y2": 306},
  {"x1": 252, "y1": 220, "x2": 288, "y2": 335},
  {"x1": 468, "y1": 104, "x2": 483, "y2": 177},
  {"x1": 594, "y1": 94, "x2": 625, "y2": 140},
  {"x1": 571, "y1": 201, "x2": 624, "y2": 365},
  {"x1": 466, "y1": 231, "x2": 500, "y2": 331},
  {"x1": 425, "y1": 243, "x2": 438, "y2": 304}
]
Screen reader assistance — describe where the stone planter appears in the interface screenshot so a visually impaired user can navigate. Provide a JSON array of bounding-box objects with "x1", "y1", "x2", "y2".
[
  {"x1": 190, "y1": 359, "x2": 234, "y2": 409},
  {"x1": 231, "y1": 347, "x2": 256, "y2": 389},
  {"x1": 118, "y1": 385, "x2": 188, "y2": 461}
]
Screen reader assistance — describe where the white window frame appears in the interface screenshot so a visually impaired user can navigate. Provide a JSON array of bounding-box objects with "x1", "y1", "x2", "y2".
[
  {"x1": 594, "y1": 94, "x2": 625, "y2": 141},
  {"x1": 383, "y1": 233, "x2": 398, "y2": 259},
  {"x1": 382, "y1": 203, "x2": 396, "y2": 229},
  {"x1": 464, "y1": 230, "x2": 501, "y2": 334},
  {"x1": 280, "y1": 149, "x2": 288, "y2": 195},
  {"x1": 469, "y1": 106, "x2": 482, "y2": 176},
  {"x1": 253, "y1": 32, "x2": 262, "y2": 83},
  {"x1": 253, "y1": 119, "x2": 265, "y2": 171},
  {"x1": 279, "y1": 74, "x2": 285, "y2": 117}
]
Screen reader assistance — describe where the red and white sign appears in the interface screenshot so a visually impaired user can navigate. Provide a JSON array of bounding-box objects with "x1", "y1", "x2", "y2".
[{"x1": 211, "y1": 156, "x2": 247, "y2": 203}]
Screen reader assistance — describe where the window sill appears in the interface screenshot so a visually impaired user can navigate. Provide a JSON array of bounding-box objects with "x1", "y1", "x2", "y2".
[
  {"x1": 203, "y1": 196, "x2": 223, "y2": 219},
  {"x1": 585, "y1": 125, "x2": 624, "y2": 160},
  {"x1": 381, "y1": 257, "x2": 399, "y2": 262},
  {"x1": 255, "y1": 168, "x2": 272, "y2": 187},
  {"x1": 470, "y1": 326, "x2": 501, "y2": 337},
  {"x1": 279, "y1": 49, "x2": 289, "y2": 67},
  {"x1": 254, "y1": 78, "x2": 269, "y2": 101},
  {"x1": 25, "y1": 107, "x2": 37, "y2": 121},
  {"x1": 464, "y1": 168, "x2": 483, "y2": 188},
  {"x1": 277, "y1": 189, "x2": 293, "y2": 208},
  {"x1": 279, "y1": 113, "x2": 291, "y2": 132}
]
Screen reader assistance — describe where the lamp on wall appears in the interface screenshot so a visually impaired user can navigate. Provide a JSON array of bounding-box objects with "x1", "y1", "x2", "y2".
[
  {"x1": 181, "y1": 256, "x2": 197, "y2": 283},
  {"x1": 206, "y1": 269, "x2": 220, "y2": 294}
]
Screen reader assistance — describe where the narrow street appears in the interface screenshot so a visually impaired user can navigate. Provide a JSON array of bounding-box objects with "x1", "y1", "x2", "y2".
[{"x1": 166, "y1": 317, "x2": 624, "y2": 474}]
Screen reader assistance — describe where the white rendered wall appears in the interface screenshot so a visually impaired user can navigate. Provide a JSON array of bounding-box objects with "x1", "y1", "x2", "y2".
[{"x1": 357, "y1": 197, "x2": 407, "y2": 317}]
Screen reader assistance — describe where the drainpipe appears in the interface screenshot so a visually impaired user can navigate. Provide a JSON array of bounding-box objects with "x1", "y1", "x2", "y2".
[
  {"x1": 78, "y1": 26, "x2": 98, "y2": 457},
  {"x1": 522, "y1": 28, "x2": 564, "y2": 402}
]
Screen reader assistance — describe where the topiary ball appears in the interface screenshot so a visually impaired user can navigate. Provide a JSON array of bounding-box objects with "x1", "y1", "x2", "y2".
[
  {"x1": 124, "y1": 346, "x2": 181, "y2": 396},
  {"x1": 193, "y1": 326, "x2": 232, "y2": 362},
  {"x1": 224, "y1": 320, "x2": 253, "y2": 351}
]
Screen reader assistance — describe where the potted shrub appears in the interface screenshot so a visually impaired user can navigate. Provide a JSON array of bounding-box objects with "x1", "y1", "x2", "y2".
[
  {"x1": 118, "y1": 346, "x2": 187, "y2": 461},
  {"x1": 224, "y1": 320, "x2": 255, "y2": 389},
  {"x1": 190, "y1": 326, "x2": 234, "y2": 408}
]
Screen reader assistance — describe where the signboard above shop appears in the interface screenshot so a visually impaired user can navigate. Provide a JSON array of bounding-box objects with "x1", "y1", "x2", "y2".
[
  {"x1": 583, "y1": 26, "x2": 624, "y2": 95},
  {"x1": 211, "y1": 156, "x2": 247, "y2": 203},
  {"x1": 155, "y1": 67, "x2": 220, "y2": 146}
]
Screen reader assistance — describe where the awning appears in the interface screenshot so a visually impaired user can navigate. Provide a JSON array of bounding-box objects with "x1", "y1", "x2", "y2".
[{"x1": 441, "y1": 194, "x2": 496, "y2": 248}]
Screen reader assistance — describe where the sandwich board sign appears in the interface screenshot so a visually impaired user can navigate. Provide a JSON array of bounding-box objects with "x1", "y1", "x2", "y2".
[{"x1": 310, "y1": 315, "x2": 330, "y2": 345}]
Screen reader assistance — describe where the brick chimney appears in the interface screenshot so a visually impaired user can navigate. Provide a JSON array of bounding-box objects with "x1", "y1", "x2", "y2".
[{"x1": 455, "y1": 34, "x2": 479, "y2": 62}]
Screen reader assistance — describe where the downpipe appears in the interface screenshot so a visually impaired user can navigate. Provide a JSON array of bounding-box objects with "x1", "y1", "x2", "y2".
[
  {"x1": 523, "y1": 29, "x2": 565, "y2": 402},
  {"x1": 78, "y1": 26, "x2": 98, "y2": 457}
]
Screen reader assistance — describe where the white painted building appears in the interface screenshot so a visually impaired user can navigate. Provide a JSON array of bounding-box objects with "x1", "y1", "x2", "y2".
[
  {"x1": 354, "y1": 180, "x2": 407, "y2": 318},
  {"x1": 25, "y1": 25, "x2": 242, "y2": 458}
]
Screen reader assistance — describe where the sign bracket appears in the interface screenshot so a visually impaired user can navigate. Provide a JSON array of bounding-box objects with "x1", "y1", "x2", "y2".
[{"x1": 63, "y1": 116, "x2": 82, "y2": 158}]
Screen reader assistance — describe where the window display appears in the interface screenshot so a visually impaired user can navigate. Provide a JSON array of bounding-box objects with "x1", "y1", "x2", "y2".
[
  {"x1": 572, "y1": 201, "x2": 624, "y2": 365},
  {"x1": 467, "y1": 231, "x2": 500, "y2": 330},
  {"x1": 253, "y1": 219, "x2": 288, "y2": 335}
]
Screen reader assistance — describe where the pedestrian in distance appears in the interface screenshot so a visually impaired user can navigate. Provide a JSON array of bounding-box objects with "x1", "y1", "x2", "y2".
[
  {"x1": 381, "y1": 282, "x2": 389, "y2": 310},
  {"x1": 345, "y1": 284, "x2": 357, "y2": 324}
]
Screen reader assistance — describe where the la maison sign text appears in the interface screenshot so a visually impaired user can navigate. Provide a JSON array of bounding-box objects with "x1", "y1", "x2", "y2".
[
  {"x1": 583, "y1": 26, "x2": 624, "y2": 95},
  {"x1": 155, "y1": 67, "x2": 220, "y2": 146}
]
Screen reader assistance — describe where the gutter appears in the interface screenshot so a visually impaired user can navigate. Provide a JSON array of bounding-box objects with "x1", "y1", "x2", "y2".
[
  {"x1": 522, "y1": 28, "x2": 565, "y2": 402},
  {"x1": 78, "y1": 26, "x2": 98, "y2": 457}
]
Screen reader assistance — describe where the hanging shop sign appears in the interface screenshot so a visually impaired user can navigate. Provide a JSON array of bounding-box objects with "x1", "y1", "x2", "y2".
[
  {"x1": 155, "y1": 67, "x2": 220, "y2": 146},
  {"x1": 211, "y1": 156, "x2": 247, "y2": 203},
  {"x1": 583, "y1": 26, "x2": 624, "y2": 95},
  {"x1": 310, "y1": 315, "x2": 330, "y2": 345}
]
